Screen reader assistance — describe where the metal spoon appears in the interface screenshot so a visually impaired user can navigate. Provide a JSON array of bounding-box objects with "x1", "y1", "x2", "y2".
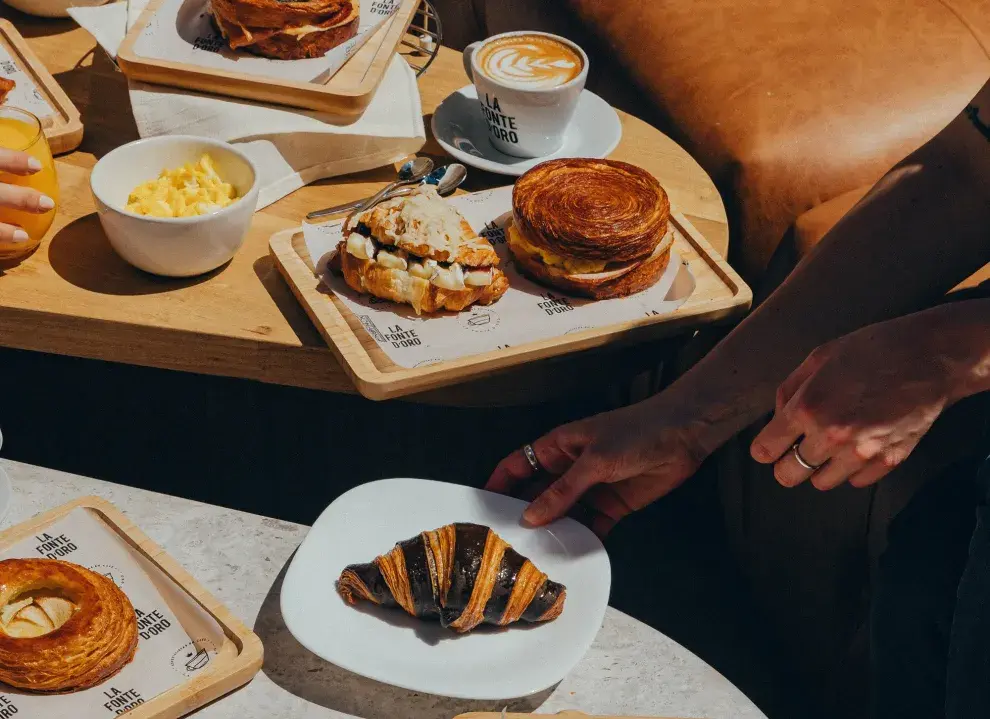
[
  {"x1": 349, "y1": 163, "x2": 467, "y2": 207},
  {"x1": 306, "y1": 159, "x2": 461, "y2": 221},
  {"x1": 338, "y1": 157, "x2": 433, "y2": 227},
  {"x1": 431, "y1": 163, "x2": 468, "y2": 193}
]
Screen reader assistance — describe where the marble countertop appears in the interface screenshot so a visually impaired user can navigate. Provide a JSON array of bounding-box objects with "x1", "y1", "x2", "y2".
[{"x1": 0, "y1": 459, "x2": 766, "y2": 719}]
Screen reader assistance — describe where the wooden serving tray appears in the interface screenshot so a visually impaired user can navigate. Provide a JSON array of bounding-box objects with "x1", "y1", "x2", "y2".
[
  {"x1": 0, "y1": 496, "x2": 263, "y2": 719},
  {"x1": 117, "y1": 0, "x2": 420, "y2": 117},
  {"x1": 0, "y1": 20, "x2": 83, "y2": 154},
  {"x1": 270, "y1": 210, "x2": 752, "y2": 401}
]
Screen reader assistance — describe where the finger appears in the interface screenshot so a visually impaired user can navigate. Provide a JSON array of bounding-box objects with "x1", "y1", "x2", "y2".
[
  {"x1": 809, "y1": 448, "x2": 868, "y2": 491},
  {"x1": 0, "y1": 222, "x2": 29, "y2": 245},
  {"x1": 583, "y1": 485, "x2": 636, "y2": 539},
  {"x1": 591, "y1": 513, "x2": 618, "y2": 539},
  {"x1": 0, "y1": 184, "x2": 54, "y2": 214},
  {"x1": 486, "y1": 434, "x2": 573, "y2": 494},
  {"x1": 486, "y1": 450, "x2": 534, "y2": 494},
  {"x1": 583, "y1": 484, "x2": 635, "y2": 522},
  {"x1": 775, "y1": 348, "x2": 829, "y2": 412},
  {"x1": 772, "y1": 432, "x2": 835, "y2": 487},
  {"x1": 846, "y1": 458, "x2": 893, "y2": 489},
  {"x1": 751, "y1": 399, "x2": 806, "y2": 464},
  {"x1": 0, "y1": 148, "x2": 42, "y2": 176},
  {"x1": 514, "y1": 475, "x2": 554, "y2": 503},
  {"x1": 523, "y1": 453, "x2": 610, "y2": 526},
  {"x1": 847, "y1": 439, "x2": 919, "y2": 488}
]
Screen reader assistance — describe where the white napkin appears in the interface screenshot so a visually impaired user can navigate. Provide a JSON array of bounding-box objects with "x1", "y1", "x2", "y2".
[{"x1": 68, "y1": 1, "x2": 425, "y2": 210}]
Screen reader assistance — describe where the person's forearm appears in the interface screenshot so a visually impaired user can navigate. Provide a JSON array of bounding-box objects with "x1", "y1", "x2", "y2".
[
  {"x1": 935, "y1": 299, "x2": 990, "y2": 401},
  {"x1": 660, "y1": 82, "x2": 990, "y2": 453}
]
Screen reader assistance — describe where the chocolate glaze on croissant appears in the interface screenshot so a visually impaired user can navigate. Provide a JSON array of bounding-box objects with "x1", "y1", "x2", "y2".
[
  {"x1": 0, "y1": 559, "x2": 138, "y2": 692},
  {"x1": 512, "y1": 158, "x2": 670, "y2": 264},
  {"x1": 337, "y1": 523, "x2": 566, "y2": 633}
]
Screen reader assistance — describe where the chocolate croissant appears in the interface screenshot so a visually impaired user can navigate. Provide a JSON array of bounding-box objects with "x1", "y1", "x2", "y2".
[{"x1": 337, "y1": 523, "x2": 566, "y2": 633}]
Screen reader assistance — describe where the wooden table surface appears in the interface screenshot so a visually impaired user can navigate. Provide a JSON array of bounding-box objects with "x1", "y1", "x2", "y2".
[{"x1": 0, "y1": 8, "x2": 729, "y2": 406}]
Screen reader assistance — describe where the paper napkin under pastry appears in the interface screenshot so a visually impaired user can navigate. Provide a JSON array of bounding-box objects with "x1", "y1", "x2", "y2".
[{"x1": 68, "y1": 0, "x2": 425, "y2": 210}]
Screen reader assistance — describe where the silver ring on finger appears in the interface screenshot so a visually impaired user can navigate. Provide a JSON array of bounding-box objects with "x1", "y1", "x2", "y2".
[
  {"x1": 522, "y1": 444, "x2": 542, "y2": 473},
  {"x1": 792, "y1": 442, "x2": 823, "y2": 471}
]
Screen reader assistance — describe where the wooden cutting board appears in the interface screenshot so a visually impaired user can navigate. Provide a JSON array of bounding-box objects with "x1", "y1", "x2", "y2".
[
  {"x1": 0, "y1": 19, "x2": 83, "y2": 154},
  {"x1": 117, "y1": 0, "x2": 420, "y2": 116}
]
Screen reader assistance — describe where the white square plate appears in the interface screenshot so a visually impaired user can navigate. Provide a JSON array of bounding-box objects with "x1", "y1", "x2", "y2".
[{"x1": 280, "y1": 478, "x2": 611, "y2": 700}]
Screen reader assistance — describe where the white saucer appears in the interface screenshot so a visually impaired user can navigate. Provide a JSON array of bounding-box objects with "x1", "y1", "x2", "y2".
[{"x1": 432, "y1": 85, "x2": 623, "y2": 177}]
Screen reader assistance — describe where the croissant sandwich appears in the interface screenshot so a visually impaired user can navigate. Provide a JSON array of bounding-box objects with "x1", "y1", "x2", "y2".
[
  {"x1": 332, "y1": 186, "x2": 510, "y2": 314},
  {"x1": 0, "y1": 559, "x2": 138, "y2": 692},
  {"x1": 210, "y1": 0, "x2": 359, "y2": 60},
  {"x1": 508, "y1": 158, "x2": 673, "y2": 300},
  {"x1": 337, "y1": 523, "x2": 566, "y2": 632}
]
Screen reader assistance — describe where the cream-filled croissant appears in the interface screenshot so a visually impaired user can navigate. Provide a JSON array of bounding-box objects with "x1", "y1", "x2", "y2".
[
  {"x1": 337, "y1": 523, "x2": 565, "y2": 632},
  {"x1": 332, "y1": 186, "x2": 510, "y2": 315}
]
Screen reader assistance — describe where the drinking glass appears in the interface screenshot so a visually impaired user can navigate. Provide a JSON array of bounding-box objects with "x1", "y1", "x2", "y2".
[{"x1": 0, "y1": 107, "x2": 58, "y2": 261}]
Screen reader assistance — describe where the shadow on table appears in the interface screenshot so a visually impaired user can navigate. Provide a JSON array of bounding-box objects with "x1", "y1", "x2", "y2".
[
  {"x1": 254, "y1": 561, "x2": 554, "y2": 719},
  {"x1": 48, "y1": 214, "x2": 224, "y2": 295},
  {"x1": 55, "y1": 50, "x2": 141, "y2": 161},
  {"x1": 251, "y1": 254, "x2": 326, "y2": 346},
  {"x1": 4, "y1": 12, "x2": 76, "y2": 39}
]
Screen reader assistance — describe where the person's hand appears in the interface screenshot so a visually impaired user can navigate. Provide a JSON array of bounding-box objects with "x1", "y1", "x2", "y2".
[
  {"x1": 486, "y1": 399, "x2": 710, "y2": 537},
  {"x1": 750, "y1": 314, "x2": 961, "y2": 490},
  {"x1": 0, "y1": 147, "x2": 54, "y2": 245}
]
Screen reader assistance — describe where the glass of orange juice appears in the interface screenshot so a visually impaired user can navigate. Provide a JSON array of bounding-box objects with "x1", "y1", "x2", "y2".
[{"x1": 0, "y1": 107, "x2": 57, "y2": 261}]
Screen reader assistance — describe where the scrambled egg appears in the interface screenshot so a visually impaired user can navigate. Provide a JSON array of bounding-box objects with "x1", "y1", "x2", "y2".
[
  {"x1": 507, "y1": 222, "x2": 607, "y2": 274},
  {"x1": 126, "y1": 155, "x2": 238, "y2": 218}
]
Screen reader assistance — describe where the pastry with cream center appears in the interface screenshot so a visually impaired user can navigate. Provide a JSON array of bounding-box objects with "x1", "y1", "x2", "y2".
[
  {"x1": 210, "y1": 0, "x2": 359, "y2": 60},
  {"x1": 0, "y1": 558, "x2": 138, "y2": 692},
  {"x1": 333, "y1": 185, "x2": 509, "y2": 314},
  {"x1": 508, "y1": 158, "x2": 673, "y2": 299}
]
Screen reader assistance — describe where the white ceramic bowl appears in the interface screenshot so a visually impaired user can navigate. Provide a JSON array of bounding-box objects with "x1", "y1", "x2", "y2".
[
  {"x1": 90, "y1": 136, "x2": 259, "y2": 278},
  {"x1": 2, "y1": 0, "x2": 109, "y2": 18}
]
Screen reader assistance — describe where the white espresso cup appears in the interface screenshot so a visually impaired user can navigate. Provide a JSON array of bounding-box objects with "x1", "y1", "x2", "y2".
[{"x1": 463, "y1": 31, "x2": 589, "y2": 158}]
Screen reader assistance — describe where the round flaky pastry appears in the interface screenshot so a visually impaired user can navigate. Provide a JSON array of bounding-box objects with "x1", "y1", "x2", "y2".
[
  {"x1": 512, "y1": 158, "x2": 670, "y2": 264},
  {"x1": 0, "y1": 559, "x2": 138, "y2": 692}
]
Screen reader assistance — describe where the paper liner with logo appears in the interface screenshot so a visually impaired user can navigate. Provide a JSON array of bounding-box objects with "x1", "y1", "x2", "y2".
[
  {"x1": 0, "y1": 45, "x2": 54, "y2": 120},
  {"x1": 302, "y1": 187, "x2": 696, "y2": 369},
  {"x1": 0, "y1": 509, "x2": 226, "y2": 718}
]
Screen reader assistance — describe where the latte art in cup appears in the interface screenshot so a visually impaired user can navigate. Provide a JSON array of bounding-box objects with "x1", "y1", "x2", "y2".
[
  {"x1": 476, "y1": 35, "x2": 584, "y2": 90},
  {"x1": 463, "y1": 31, "x2": 589, "y2": 157}
]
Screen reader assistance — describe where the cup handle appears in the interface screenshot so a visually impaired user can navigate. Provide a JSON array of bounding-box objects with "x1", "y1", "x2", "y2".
[{"x1": 462, "y1": 41, "x2": 481, "y2": 81}]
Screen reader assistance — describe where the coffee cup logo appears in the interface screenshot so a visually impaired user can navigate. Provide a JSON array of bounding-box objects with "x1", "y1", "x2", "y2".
[{"x1": 480, "y1": 94, "x2": 518, "y2": 146}]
